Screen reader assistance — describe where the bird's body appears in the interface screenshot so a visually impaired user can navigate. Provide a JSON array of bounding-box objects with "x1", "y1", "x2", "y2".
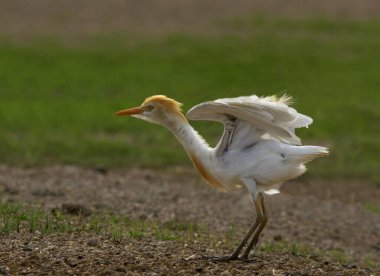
[
  {"x1": 115, "y1": 94, "x2": 328, "y2": 261},
  {"x1": 210, "y1": 139, "x2": 322, "y2": 193},
  {"x1": 163, "y1": 112, "x2": 322, "y2": 194}
]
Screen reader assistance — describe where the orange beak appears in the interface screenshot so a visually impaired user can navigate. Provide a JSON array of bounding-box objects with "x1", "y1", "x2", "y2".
[{"x1": 114, "y1": 107, "x2": 145, "y2": 116}]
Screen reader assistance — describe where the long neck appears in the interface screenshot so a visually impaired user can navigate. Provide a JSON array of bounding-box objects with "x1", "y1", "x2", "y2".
[
  {"x1": 165, "y1": 116, "x2": 211, "y2": 161},
  {"x1": 164, "y1": 115, "x2": 227, "y2": 191}
]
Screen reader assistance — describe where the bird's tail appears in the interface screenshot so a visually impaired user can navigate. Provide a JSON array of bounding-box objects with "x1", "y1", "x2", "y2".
[{"x1": 285, "y1": 145, "x2": 329, "y2": 163}]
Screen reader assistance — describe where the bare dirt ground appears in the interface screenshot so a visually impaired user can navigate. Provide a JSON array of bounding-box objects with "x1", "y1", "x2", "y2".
[
  {"x1": 0, "y1": 165, "x2": 379, "y2": 275},
  {"x1": 1, "y1": 0, "x2": 380, "y2": 40}
]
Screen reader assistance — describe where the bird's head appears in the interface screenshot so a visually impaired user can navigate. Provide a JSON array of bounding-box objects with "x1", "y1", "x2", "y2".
[{"x1": 114, "y1": 95, "x2": 186, "y2": 126}]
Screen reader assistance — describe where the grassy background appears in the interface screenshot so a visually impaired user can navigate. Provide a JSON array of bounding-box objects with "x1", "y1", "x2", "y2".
[{"x1": 0, "y1": 17, "x2": 379, "y2": 179}]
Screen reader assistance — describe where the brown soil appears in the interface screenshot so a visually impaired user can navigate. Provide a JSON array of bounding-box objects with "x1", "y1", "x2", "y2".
[
  {"x1": 0, "y1": 165, "x2": 379, "y2": 275},
  {"x1": 0, "y1": 233, "x2": 375, "y2": 275},
  {"x1": 1, "y1": 0, "x2": 380, "y2": 40}
]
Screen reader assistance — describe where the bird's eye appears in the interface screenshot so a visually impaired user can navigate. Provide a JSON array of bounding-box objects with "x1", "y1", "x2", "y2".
[{"x1": 146, "y1": 105, "x2": 154, "y2": 111}]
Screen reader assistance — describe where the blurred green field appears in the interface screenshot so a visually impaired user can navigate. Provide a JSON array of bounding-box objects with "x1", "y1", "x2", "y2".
[{"x1": 0, "y1": 17, "x2": 379, "y2": 180}]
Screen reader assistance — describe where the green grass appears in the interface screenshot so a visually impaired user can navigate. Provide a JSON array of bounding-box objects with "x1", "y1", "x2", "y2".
[
  {"x1": 363, "y1": 202, "x2": 380, "y2": 215},
  {"x1": 261, "y1": 241, "x2": 352, "y2": 267},
  {"x1": 261, "y1": 240, "x2": 313, "y2": 258},
  {"x1": 0, "y1": 201, "x2": 202, "y2": 241},
  {"x1": 0, "y1": 17, "x2": 379, "y2": 178}
]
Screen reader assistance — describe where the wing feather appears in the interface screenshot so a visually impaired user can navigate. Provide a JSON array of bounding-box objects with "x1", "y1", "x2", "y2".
[{"x1": 187, "y1": 95, "x2": 312, "y2": 149}]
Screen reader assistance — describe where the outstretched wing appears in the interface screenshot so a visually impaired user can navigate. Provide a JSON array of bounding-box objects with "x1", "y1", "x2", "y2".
[{"x1": 186, "y1": 95, "x2": 312, "y2": 156}]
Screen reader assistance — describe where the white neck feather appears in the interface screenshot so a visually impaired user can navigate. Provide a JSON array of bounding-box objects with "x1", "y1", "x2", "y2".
[
  {"x1": 163, "y1": 114, "x2": 227, "y2": 191},
  {"x1": 167, "y1": 117, "x2": 212, "y2": 161}
]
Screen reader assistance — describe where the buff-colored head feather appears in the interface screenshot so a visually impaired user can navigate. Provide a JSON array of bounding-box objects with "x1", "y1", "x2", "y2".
[{"x1": 144, "y1": 95, "x2": 186, "y2": 120}]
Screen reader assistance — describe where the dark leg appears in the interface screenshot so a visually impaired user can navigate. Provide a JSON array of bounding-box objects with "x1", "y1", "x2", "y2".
[
  {"x1": 240, "y1": 193, "x2": 268, "y2": 260},
  {"x1": 209, "y1": 195, "x2": 262, "y2": 261}
]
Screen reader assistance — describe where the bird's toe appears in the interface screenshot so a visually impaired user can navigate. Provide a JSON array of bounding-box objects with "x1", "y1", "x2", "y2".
[
  {"x1": 203, "y1": 255, "x2": 240, "y2": 262},
  {"x1": 238, "y1": 256, "x2": 254, "y2": 262}
]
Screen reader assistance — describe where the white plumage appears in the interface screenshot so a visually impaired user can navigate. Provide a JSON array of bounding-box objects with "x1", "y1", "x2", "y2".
[
  {"x1": 187, "y1": 95, "x2": 312, "y2": 146},
  {"x1": 115, "y1": 94, "x2": 329, "y2": 261},
  {"x1": 186, "y1": 95, "x2": 328, "y2": 195}
]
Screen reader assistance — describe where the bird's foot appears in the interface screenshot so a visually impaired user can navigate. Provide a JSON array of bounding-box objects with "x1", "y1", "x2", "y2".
[
  {"x1": 237, "y1": 255, "x2": 254, "y2": 262},
  {"x1": 202, "y1": 254, "x2": 246, "y2": 262}
]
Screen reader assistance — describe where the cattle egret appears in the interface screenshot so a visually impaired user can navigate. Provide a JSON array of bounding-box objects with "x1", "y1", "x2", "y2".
[{"x1": 115, "y1": 95, "x2": 329, "y2": 261}]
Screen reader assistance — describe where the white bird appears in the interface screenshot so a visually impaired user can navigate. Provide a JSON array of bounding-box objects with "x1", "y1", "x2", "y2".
[{"x1": 115, "y1": 94, "x2": 329, "y2": 261}]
